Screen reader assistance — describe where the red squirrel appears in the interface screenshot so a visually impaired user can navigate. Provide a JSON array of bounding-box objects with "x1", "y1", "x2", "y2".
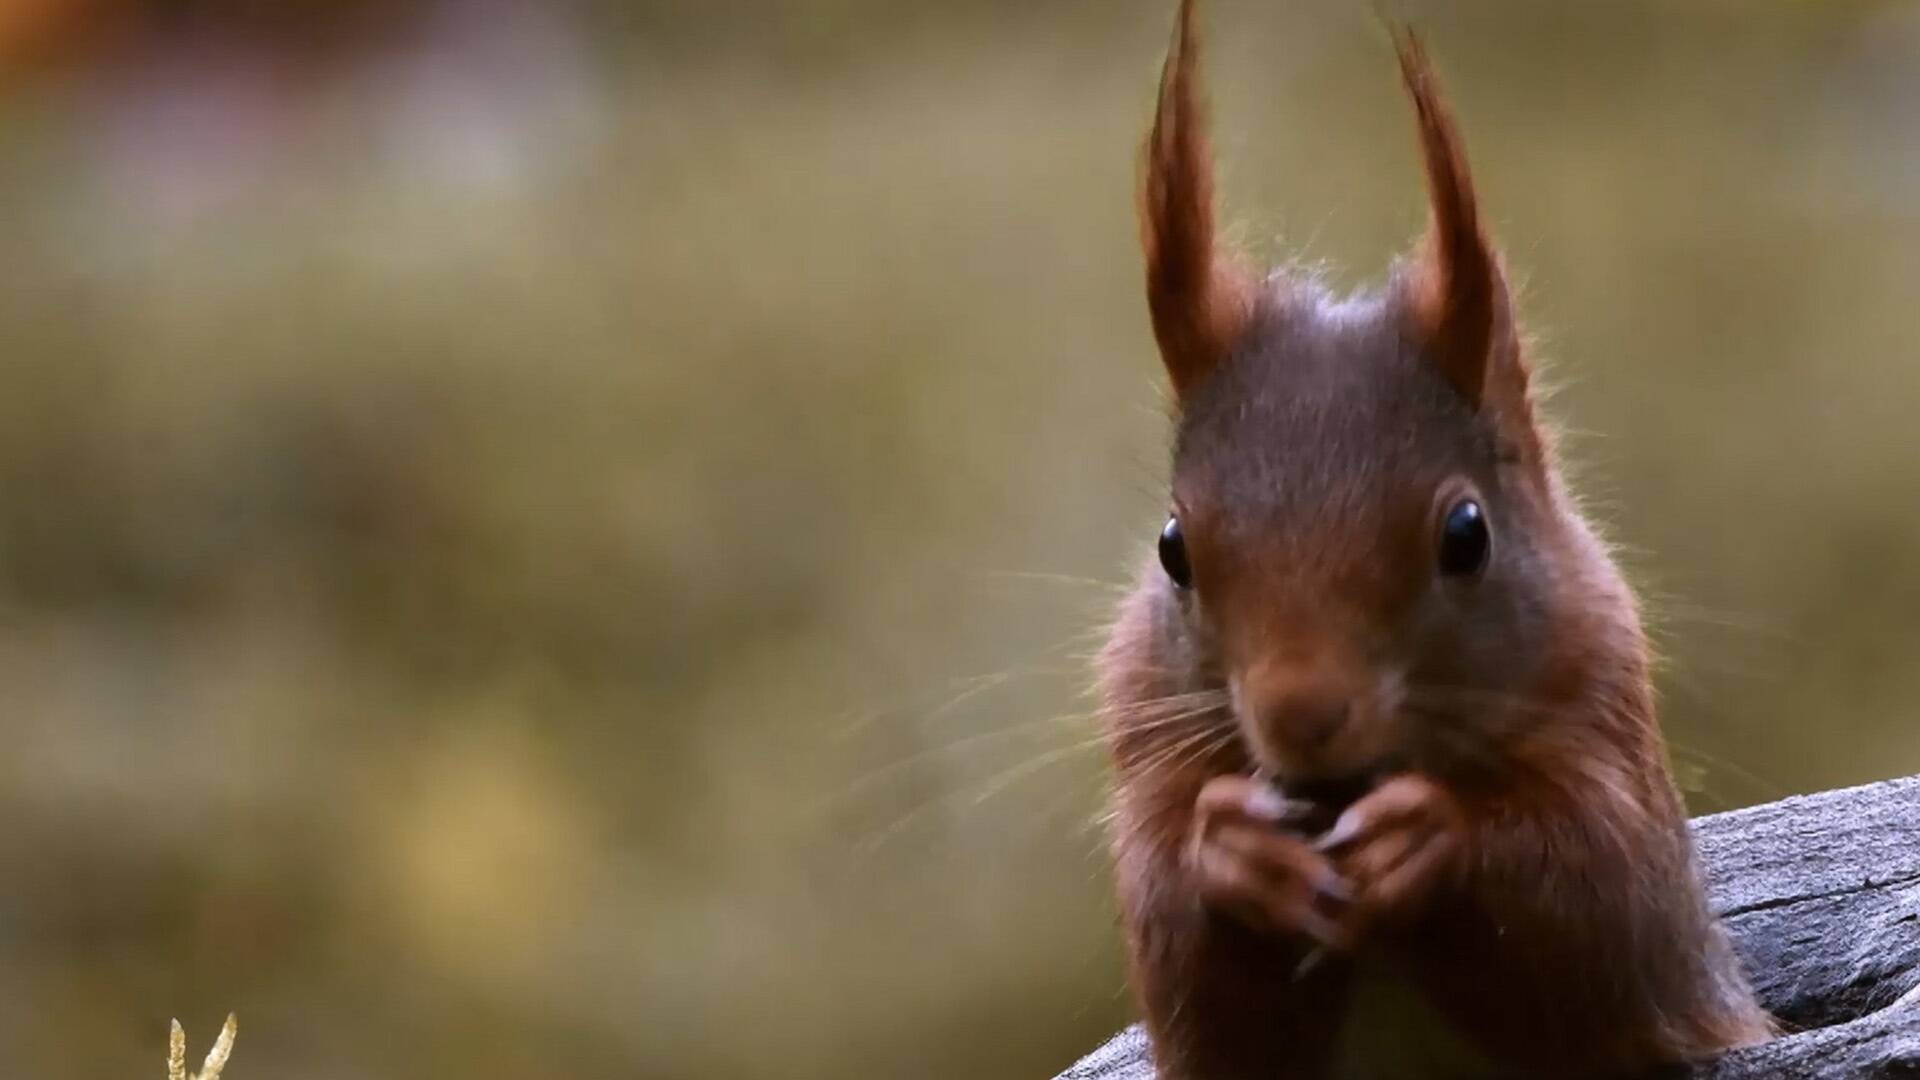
[{"x1": 1098, "y1": 4, "x2": 1774, "y2": 1077}]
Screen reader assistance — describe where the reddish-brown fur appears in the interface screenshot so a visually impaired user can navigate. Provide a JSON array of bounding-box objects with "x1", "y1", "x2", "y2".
[
  {"x1": 1100, "y1": 4, "x2": 1773, "y2": 1077},
  {"x1": 1139, "y1": 0, "x2": 1256, "y2": 399}
]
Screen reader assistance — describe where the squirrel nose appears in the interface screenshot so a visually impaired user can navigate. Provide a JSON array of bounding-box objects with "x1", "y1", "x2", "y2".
[
  {"x1": 1237, "y1": 673, "x2": 1356, "y2": 763},
  {"x1": 1257, "y1": 689, "x2": 1350, "y2": 751}
]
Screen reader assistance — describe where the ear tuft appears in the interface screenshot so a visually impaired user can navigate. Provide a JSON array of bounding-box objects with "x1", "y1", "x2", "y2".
[
  {"x1": 1141, "y1": 0, "x2": 1254, "y2": 401},
  {"x1": 1394, "y1": 29, "x2": 1509, "y2": 409}
]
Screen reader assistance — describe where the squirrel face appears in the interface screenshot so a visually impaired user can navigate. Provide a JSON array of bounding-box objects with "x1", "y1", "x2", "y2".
[
  {"x1": 1136, "y1": 4, "x2": 1586, "y2": 790},
  {"x1": 1161, "y1": 289, "x2": 1555, "y2": 788}
]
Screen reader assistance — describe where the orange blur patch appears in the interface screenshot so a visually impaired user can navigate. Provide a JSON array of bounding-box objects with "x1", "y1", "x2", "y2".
[{"x1": 0, "y1": 0, "x2": 99, "y2": 68}]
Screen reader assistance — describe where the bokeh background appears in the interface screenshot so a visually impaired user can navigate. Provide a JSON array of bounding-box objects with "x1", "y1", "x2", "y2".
[{"x1": 1, "y1": 1, "x2": 1919, "y2": 1077}]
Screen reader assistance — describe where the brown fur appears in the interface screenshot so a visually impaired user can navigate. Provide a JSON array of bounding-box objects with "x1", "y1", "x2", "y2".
[
  {"x1": 1105, "y1": 4, "x2": 1773, "y2": 1077},
  {"x1": 1140, "y1": 0, "x2": 1256, "y2": 398}
]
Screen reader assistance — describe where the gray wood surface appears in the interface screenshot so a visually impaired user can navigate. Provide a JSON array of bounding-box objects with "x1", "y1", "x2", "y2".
[{"x1": 1057, "y1": 774, "x2": 1920, "y2": 1079}]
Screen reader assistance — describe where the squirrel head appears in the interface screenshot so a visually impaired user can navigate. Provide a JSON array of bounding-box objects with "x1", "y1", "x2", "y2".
[{"x1": 1135, "y1": 3, "x2": 1611, "y2": 790}]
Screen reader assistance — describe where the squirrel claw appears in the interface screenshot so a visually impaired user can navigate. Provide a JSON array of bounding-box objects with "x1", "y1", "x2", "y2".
[
  {"x1": 1313, "y1": 813, "x2": 1366, "y2": 854},
  {"x1": 1191, "y1": 775, "x2": 1356, "y2": 946},
  {"x1": 1318, "y1": 773, "x2": 1465, "y2": 926},
  {"x1": 1312, "y1": 864, "x2": 1354, "y2": 904}
]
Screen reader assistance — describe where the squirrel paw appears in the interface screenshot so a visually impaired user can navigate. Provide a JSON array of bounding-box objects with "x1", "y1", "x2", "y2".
[
  {"x1": 1315, "y1": 773, "x2": 1465, "y2": 932},
  {"x1": 1188, "y1": 775, "x2": 1355, "y2": 949}
]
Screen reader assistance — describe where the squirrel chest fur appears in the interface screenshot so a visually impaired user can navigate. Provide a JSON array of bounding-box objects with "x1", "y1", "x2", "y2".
[{"x1": 1096, "y1": 4, "x2": 1773, "y2": 1078}]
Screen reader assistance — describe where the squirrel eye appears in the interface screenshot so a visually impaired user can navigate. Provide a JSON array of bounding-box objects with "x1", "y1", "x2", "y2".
[
  {"x1": 1159, "y1": 516, "x2": 1193, "y2": 589},
  {"x1": 1438, "y1": 499, "x2": 1491, "y2": 577}
]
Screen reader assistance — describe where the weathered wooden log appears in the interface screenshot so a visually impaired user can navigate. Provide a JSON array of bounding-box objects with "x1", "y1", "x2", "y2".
[{"x1": 1058, "y1": 774, "x2": 1920, "y2": 1079}]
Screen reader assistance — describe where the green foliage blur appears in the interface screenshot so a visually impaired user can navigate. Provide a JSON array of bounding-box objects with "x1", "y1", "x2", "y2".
[{"x1": 2, "y1": 1, "x2": 1918, "y2": 1077}]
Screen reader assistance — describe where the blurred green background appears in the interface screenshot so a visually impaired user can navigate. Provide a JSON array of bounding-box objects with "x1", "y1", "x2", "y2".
[{"x1": 1, "y1": 1, "x2": 1918, "y2": 1077}]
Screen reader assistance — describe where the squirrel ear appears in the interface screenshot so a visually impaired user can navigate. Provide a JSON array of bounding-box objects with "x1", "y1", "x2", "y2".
[
  {"x1": 1395, "y1": 31, "x2": 1520, "y2": 412},
  {"x1": 1141, "y1": 0, "x2": 1255, "y2": 401}
]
